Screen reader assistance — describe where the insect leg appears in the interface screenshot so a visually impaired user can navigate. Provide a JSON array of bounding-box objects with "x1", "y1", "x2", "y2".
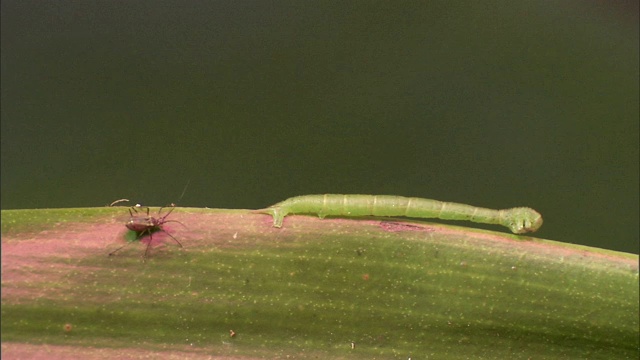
[
  {"x1": 160, "y1": 229, "x2": 183, "y2": 248},
  {"x1": 108, "y1": 243, "x2": 131, "y2": 256},
  {"x1": 142, "y1": 230, "x2": 153, "y2": 260}
]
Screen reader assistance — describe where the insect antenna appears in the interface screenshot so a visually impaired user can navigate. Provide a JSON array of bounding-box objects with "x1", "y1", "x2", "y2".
[
  {"x1": 177, "y1": 178, "x2": 191, "y2": 203},
  {"x1": 109, "y1": 199, "x2": 130, "y2": 207},
  {"x1": 157, "y1": 204, "x2": 177, "y2": 220},
  {"x1": 157, "y1": 202, "x2": 188, "y2": 228},
  {"x1": 155, "y1": 178, "x2": 191, "y2": 221}
]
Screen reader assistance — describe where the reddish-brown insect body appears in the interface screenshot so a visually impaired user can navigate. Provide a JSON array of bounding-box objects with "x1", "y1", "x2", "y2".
[{"x1": 110, "y1": 204, "x2": 184, "y2": 260}]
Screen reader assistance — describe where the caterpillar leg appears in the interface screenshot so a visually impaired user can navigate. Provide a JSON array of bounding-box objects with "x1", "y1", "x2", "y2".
[
  {"x1": 502, "y1": 207, "x2": 543, "y2": 234},
  {"x1": 254, "y1": 207, "x2": 286, "y2": 228}
]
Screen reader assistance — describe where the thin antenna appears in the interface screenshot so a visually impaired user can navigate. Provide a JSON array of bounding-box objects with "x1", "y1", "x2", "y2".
[{"x1": 176, "y1": 178, "x2": 191, "y2": 204}]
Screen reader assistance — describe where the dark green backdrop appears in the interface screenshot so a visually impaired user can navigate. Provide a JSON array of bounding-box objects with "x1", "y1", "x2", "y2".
[{"x1": 2, "y1": 1, "x2": 638, "y2": 254}]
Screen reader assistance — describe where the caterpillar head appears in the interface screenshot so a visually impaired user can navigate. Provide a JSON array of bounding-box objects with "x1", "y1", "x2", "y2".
[{"x1": 504, "y1": 207, "x2": 543, "y2": 234}]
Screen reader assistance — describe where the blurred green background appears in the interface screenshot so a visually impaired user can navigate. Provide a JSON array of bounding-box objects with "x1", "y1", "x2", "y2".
[{"x1": 1, "y1": 1, "x2": 638, "y2": 254}]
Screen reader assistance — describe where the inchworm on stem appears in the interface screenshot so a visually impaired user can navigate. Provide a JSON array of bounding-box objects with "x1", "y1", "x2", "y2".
[{"x1": 256, "y1": 194, "x2": 543, "y2": 234}]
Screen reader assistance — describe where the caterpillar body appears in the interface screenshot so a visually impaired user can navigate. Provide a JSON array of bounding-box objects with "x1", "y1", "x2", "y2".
[{"x1": 256, "y1": 194, "x2": 543, "y2": 234}]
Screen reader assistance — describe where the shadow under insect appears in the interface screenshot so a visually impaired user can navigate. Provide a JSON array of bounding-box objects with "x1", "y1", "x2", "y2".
[{"x1": 109, "y1": 205, "x2": 184, "y2": 260}]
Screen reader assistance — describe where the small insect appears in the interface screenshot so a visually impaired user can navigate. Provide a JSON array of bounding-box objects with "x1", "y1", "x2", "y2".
[
  {"x1": 255, "y1": 194, "x2": 543, "y2": 234},
  {"x1": 109, "y1": 204, "x2": 185, "y2": 260}
]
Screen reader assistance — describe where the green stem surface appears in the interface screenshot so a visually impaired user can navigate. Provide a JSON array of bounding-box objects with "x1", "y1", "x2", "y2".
[{"x1": 1, "y1": 207, "x2": 638, "y2": 359}]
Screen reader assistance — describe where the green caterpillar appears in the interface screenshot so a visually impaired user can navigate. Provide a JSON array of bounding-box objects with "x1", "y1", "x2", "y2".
[{"x1": 256, "y1": 194, "x2": 543, "y2": 234}]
